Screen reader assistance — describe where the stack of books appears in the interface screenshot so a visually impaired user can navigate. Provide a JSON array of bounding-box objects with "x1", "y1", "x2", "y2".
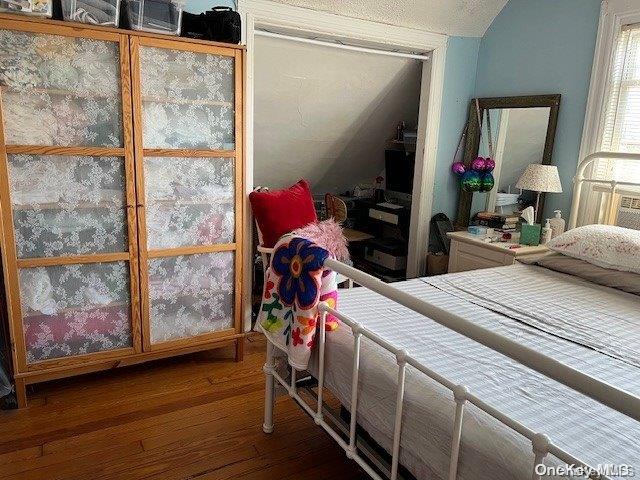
[{"x1": 475, "y1": 211, "x2": 521, "y2": 232}]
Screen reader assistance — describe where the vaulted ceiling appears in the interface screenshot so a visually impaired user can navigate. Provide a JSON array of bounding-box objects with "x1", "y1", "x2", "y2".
[{"x1": 270, "y1": 0, "x2": 508, "y2": 37}]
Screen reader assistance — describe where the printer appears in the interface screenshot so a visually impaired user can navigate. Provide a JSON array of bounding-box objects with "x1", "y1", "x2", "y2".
[{"x1": 364, "y1": 237, "x2": 408, "y2": 272}]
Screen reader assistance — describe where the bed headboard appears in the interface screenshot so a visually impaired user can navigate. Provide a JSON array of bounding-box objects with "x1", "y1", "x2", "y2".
[{"x1": 569, "y1": 151, "x2": 640, "y2": 229}]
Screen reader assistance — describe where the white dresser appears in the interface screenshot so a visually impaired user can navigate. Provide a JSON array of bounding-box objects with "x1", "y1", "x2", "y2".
[{"x1": 447, "y1": 231, "x2": 548, "y2": 273}]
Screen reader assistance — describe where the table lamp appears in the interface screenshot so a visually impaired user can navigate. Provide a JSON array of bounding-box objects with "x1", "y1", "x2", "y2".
[{"x1": 515, "y1": 164, "x2": 562, "y2": 220}]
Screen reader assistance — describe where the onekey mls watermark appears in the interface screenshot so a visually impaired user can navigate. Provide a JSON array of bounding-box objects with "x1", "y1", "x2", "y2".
[{"x1": 535, "y1": 464, "x2": 636, "y2": 478}]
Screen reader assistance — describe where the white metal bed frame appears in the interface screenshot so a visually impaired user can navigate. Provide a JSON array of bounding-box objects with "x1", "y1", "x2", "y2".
[
  {"x1": 262, "y1": 152, "x2": 640, "y2": 480},
  {"x1": 568, "y1": 151, "x2": 640, "y2": 229}
]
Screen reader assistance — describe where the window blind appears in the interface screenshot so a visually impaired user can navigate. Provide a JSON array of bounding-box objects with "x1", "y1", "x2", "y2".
[{"x1": 596, "y1": 22, "x2": 640, "y2": 181}]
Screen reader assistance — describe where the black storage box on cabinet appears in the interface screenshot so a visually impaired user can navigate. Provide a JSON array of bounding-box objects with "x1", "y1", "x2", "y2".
[{"x1": 181, "y1": 6, "x2": 241, "y2": 44}]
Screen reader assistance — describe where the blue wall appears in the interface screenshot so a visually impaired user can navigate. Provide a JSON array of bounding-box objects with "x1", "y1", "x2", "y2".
[
  {"x1": 433, "y1": 0, "x2": 601, "y2": 222},
  {"x1": 188, "y1": 0, "x2": 600, "y2": 222},
  {"x1": 473, "y1": 0, "x2": 601, "y2": 219},
  {"x1": 433, "y1": 36, "x2": 481, "y2": 219}
]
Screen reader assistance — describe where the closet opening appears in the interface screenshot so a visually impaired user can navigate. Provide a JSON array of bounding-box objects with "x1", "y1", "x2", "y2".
[{"x1": 250, "y1": 27, "x2": 432, "y2": 309}]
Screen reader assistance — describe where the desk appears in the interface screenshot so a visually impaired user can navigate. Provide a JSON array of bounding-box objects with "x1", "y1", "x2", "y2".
[
  {"x1": 342, "y1": 228, "x2": 374, "y2": 243},
  {"x1": 336, "y1": 196, "x2": 412, "y2": 282}
]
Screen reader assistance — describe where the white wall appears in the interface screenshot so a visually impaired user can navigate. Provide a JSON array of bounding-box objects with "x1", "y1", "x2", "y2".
[
  {"x1": 497, "y1": 107, "x2": 550, "y2": 190},
  {"x1": 267, "y1": 0, "x2": 508, "y2": 37},
  {"x1": 254, "y1": 36, "x2": 423, "y2": 194}
]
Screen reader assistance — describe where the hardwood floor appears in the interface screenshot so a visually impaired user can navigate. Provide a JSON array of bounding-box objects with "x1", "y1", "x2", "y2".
[{"x1": 0, "y1": 335, "x2": 367, "y2": 479}]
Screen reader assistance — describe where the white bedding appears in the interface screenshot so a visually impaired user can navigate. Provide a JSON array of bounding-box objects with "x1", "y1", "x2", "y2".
[{"x1": 308, "y1": 263, "x2": 640, "y2": 480}]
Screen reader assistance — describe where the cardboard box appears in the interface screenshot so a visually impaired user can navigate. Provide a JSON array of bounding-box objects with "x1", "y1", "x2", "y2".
[{"x1": 427, "y1": 253, "x2": 449, "y2": 275}]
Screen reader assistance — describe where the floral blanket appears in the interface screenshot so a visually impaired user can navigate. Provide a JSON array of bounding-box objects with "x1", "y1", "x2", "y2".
[{"x1": 256, "y1": 235, "x2": 339, "y2": 369}]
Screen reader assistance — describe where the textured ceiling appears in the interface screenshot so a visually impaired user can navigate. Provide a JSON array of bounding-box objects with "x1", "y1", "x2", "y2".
[{"x1": 269, "y1": 0, "x2": 508, "y2": 37}]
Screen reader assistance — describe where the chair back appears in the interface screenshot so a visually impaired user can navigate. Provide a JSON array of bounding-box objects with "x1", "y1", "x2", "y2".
[
  {"x1": 252, "y1": 187, "x2": 274, "y2": 272},
  {"x1": 325, "y1": 193, "x2": 348, "y2": 223}
]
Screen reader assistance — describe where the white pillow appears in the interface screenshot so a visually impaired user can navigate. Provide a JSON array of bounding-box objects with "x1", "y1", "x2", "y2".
[{"x1": 547, "y1": 224, "x2": 640, "y2": 274}]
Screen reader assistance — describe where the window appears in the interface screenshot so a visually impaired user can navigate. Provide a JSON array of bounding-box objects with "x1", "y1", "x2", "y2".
[
  {"x1": 594, "y1": 23, "x2": 640, "y2": 182},
  {"x1": 576, "y1": 3, "x2": 640, "y2": 228}
]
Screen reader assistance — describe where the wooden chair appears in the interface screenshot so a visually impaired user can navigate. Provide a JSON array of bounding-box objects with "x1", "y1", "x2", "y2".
[
  {"x1": 324, "y1": 193, "x2": 374, "y2": 243},
  {"x1": 251, "y1": 187, "x2": 276, "y2": 275}
]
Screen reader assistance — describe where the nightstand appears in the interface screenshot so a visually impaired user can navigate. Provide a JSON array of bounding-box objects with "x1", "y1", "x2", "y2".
[{"x1": 447, "y1": 231, "x2": 548, "y2": 273}]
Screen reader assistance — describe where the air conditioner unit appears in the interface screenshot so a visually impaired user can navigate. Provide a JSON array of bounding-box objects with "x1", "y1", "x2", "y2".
[{"x1": 615, "y1": 195, "x2": 640, "y2": 230}]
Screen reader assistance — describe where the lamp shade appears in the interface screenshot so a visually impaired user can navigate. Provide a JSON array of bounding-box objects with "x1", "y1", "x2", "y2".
[{"x1": 515, "y1": 164, "x2": 563, "y2": 193}]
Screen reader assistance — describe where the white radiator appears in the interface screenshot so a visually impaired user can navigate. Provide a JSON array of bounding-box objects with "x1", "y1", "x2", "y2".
[{"x1": 615, "y1": 195, "x2": 640, "y2": 229}]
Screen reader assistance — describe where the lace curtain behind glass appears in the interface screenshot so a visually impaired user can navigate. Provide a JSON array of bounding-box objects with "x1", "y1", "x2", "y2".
[
  {"x1": 0, "y1": 30, "x2": 123, "y2": 147},
  {"x1": 139, "y1": 46, "x2": 235, "y2": 150}
]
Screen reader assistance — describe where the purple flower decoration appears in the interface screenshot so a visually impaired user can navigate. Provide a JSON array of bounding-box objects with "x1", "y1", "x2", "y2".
[
  {"x1": 451, "y1": 161, "x2": 466, "y2": 176},
  {"x1": 471, "y1": 156, "x2": 486, "y2": 172},
  {"x1": 272, "y1": 237, "x2": 329, "y2": 309}
]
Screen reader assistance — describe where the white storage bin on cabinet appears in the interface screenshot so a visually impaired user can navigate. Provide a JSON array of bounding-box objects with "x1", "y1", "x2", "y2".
[
  {"x1": 0, "y1": 0, "x2": 52, "y2": 17},
  {"x1": 61, "y1": 0, "x2": 121, "y2": 26},
  {"x1": 125, "y1": 0, "x2": 183, "y2": 35}
]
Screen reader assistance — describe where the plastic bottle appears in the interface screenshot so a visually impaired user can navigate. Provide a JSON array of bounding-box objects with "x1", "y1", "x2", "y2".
[
  {"x1": 541, "y1": 219, "x2": 553, "y2": 245},
  {"x1": 549, "y1": 210, "x2": 566, "y2": 238}
]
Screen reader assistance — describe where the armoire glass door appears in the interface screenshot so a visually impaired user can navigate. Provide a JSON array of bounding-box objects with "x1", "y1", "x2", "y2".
[
  {"x1": 0, "y1": 23, "x2": 141, "y2": 370},
  {"x1": 131, "y1": 37, "x2": 243, "y2": 350}
]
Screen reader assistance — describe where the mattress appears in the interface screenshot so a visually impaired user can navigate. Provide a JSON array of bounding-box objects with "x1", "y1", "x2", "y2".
[{"x1": 308, "y1": 263, "x2": 640, "y2": 480}]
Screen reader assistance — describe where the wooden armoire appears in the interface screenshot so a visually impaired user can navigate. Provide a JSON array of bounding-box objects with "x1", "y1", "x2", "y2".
[{"x1": 0, "y1": 14, "x2": 245, "y2": 407}]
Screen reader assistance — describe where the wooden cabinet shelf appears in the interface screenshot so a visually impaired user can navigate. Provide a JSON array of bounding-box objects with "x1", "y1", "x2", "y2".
[
  {"x1": 11, "y1": 198, "x2": 235, "y2": 211},
  {"x1": 0, "y1": 85, "x2": 116, "y2": 99},
  {"x1": 23, "y1": 301, "x2": 128, "y2": 318},
  {"x1": 150, "y1": 198, "x2": 234, "y2": 205},
  {"x1": 141, "y1": 95, "x2": 233, "y2": 108},
  {"x1": 11, "y1": 201, "x2": 125, "y2": 211},
  {"x1": 1, "y1": 86, "x2": 233, "y2": 107}
]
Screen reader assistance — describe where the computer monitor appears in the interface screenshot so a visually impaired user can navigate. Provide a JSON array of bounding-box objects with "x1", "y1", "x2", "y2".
[{"x1": 385, "y1": 149, "x2": 415, "y2": 201}]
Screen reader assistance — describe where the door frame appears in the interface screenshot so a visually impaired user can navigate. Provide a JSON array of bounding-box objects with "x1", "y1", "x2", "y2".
[{"x1": 238, "y1": 0, "x2": 448, "y2": 329}]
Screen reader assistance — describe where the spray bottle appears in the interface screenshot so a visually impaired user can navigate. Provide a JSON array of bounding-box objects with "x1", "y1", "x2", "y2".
[{"x1": 549, "y1": 210, "x2": 566, "y2": 238}]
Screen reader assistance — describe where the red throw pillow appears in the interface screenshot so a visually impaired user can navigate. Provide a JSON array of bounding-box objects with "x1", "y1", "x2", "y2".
[{"x1": 249, "y1": 179, "x2": 318, "y2": 248}]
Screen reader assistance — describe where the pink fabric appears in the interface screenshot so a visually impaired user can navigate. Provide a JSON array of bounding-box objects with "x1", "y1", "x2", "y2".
[
  {"x1": 292, "y1": 218, "x2": 350, "y2": 262},
  {"x1": 24, "y1": 305, "x2": 129, "y2": 347}
]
